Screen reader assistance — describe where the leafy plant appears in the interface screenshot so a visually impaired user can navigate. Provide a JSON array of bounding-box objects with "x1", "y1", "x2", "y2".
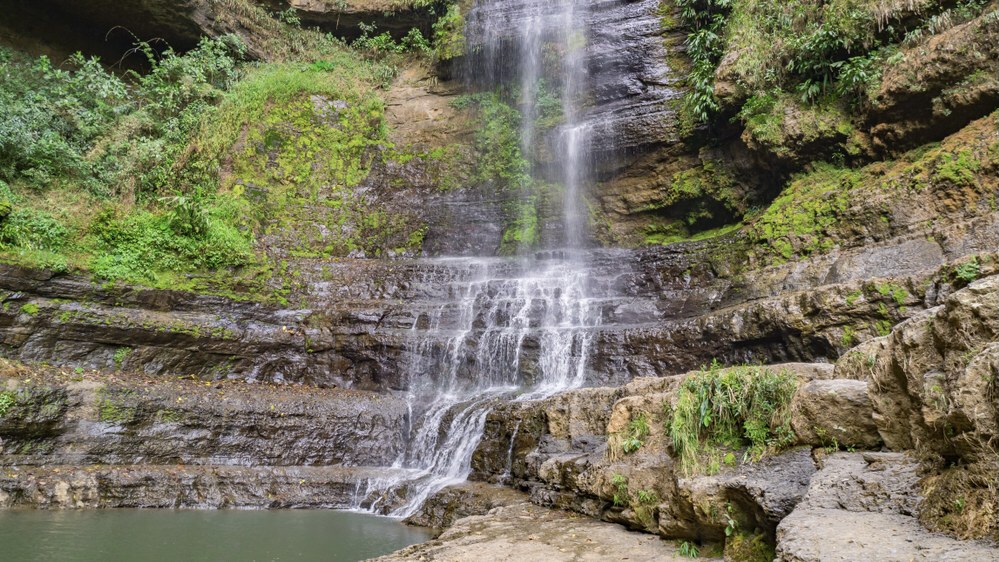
[
  {"x1": 611, "y1": 473, "x2": 629, "y2": 507},
  {"x1": 672, "y1": 0, "x2": 732, "y2": 123},
  {"x1": 954, "y1": 258, "x2": 980, "y2": 284},
  {"x1": 666, "y1": 361, "x2": 798, "y2": 474},
  {"x1": 0, "y1": 390, "x2": 15, "y2": 417},
  {"x1": 677, "y1": 540, "x2": 700, "y2": 558},
  {"x1": 113, "y1": 347, "x2": 131, "y2": 365},
  {"x1": 636, "y1": 489, "x2": 660, "y2": 505},
  {"x1": 621, "y1": 413, "x2": 651, "y2": 454}
]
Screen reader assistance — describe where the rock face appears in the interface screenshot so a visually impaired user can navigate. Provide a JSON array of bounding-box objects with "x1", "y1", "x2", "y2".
[
  {"x1": 864, "y1": 275, "x2": 999, "y2": 539},
  {"x1": 790, "y1": 379, "x2": 882, "y2": 449},
  {"x1": 867, "y1": 10, "x2": 999, "y2": 154},
  {"x1": 0, "y1": 364, "x2": 409, "y2": 508},
  {"x1": 775, "y1": 452, "x2": 999, "y2": 562},
  {"x1": 374, "y1": 502, "x2": 719, "y2": 562},
  {"x1": 0, "y1": 464, "x2": 381, "y2": 509},
  {"x1": 467, "y1": 365, "x2": 885, "y2": 549},
  {"x1": 402, "y1": 482, "x2": 527, "y2": 530},
  {"x1": 462, "y1": 280, "x2": 999, "y2": 552}
]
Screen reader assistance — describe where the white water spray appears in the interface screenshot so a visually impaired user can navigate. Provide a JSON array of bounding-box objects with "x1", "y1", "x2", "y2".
[{"x1": 357, "y1": 0, "x2": 603, "y2": 517}]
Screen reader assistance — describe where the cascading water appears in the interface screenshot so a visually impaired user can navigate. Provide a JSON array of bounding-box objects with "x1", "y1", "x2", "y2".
[{"x1": 358, "y1": 0, "x2": 608, "y2": 517}]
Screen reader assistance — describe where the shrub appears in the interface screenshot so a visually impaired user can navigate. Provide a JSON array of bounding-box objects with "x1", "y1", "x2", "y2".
[
  {"x1": 666, "y1": 362, "x2": 798, "y2": 475},
  {"x1": 0, "y1": 209, "x2": 68, "y2": 251}
]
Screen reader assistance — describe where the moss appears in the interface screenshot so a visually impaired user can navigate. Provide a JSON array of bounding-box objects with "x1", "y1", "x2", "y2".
[
  {"x1": 724, "y1": 531, "x2": 775, "y2": 562},
  {"x1": 739, "y1": 92, "x2": 853, "y2": 158},
  {"x1": 19, "y1": 303, "x2": 39, "y2": 316},
  {"x1": 645, "y1": 222, "x2": 743, "y2": 246},
  {"x1": 197, "y1": 63, "x2": 427, "y2": 260},
  {"x1": 934, "y1": 149, "x2": 981, "y2": 187},
  {"x1": 749, "y1": 163, "x2": 859, "y2": 261},
  {"x1": 841, "y1": 325, "x2": 856, "y2": 347},
  {"x1": 156, "y1": 408, "x2": 184, "y2": 423},
  {"x1": 96, "y1": 387, "x2": 138, "y2": 424},
  {"x1": 499, "y1": 197, "x2": 540, "y2": 255}
]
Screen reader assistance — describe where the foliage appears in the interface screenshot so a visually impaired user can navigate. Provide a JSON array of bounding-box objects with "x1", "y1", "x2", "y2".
[
  {"x1": 353, "y1": 23, "x2": 432, "y2": 54},
  {"x1": 0, "y1": 38, "x2": 257, "y2": 282},
  {"x1": 611, "y1": 473, "x2": 629, "y2": 507},
  {"x1": 670, "y1": 0, "x2": 732, "y2": 123},
  {"x1": 677, "y1": 540, "x2": 700, "y2": 558},
  {"x1": 724, "y1": 530, "x2": 775, "y2": 562},
  {"x1": 454, "y1": 92, "x2": 545, "y2": 255},
  {"x1": 193, "y1": 62, "x2": 424, "y2": 260},
  {"x1": 113, "y1": 347, "x2": 132, "y2": 365},
  {"x1": 0, "y1": 390, "x2": 14, "y2": 417},
  {"x1": 874, "y1": 282, "x2": 908, "y2": 305},
  {"x1": 954, "y1": 258, "x2": 980, "y2": 284},
  {"x1": 432, "y1": 3, "x2": 466, "y2": 61},
  {"x1": 669, "y1": 0, "x2": 993, "y2": 133},
  {"x1": 621, "y1": 413, "x2": 651, "y2": 454},
  {"x1": 666, "y1": 361, "x2": 798, "y2": 475}
]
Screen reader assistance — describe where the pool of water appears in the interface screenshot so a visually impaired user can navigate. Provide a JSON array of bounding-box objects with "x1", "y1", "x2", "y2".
[{"x1": 0, "y1": 509, "x2": 431, "y2": 561}]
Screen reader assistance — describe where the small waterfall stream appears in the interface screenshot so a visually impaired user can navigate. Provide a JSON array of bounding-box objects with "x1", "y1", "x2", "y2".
[{"x1": 358, "y1": 0, "x2": 611, "y2": 517}]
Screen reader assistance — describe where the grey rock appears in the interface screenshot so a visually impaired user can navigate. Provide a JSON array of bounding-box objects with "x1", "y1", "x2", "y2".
[{"x1": 791, "y1": 379, "x2": 882, "y2": 449}]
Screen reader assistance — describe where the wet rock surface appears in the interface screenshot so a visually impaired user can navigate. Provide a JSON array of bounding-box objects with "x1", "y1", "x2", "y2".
[
  {"x1": 403, "y1": 482, "x2": 528, "y2": 530},
  {"x1": 0, "y1": 464, "x2": 392, "y2": 509},
  {"x1": 374, "y1": 502, "x2": 719, "y2": 562},
  {"x1": 0, "y1": 364, "x2": 411, "y2": 508}
]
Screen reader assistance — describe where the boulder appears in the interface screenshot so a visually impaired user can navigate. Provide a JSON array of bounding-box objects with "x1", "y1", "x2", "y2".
[
  {"x1": 775, "y1": 452, "x2": 999, "y2": 561},
  {"x1": 791, "y1": 379, "x2": 882, "y2": 449}
]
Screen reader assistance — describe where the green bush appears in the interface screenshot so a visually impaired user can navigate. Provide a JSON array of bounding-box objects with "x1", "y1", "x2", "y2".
[
  {"x1": 666, "y1": 362, "x2": 798, "y2": 475},
  {"x1": 0, "y1": 209, "x2": 68, "y2": 251}
]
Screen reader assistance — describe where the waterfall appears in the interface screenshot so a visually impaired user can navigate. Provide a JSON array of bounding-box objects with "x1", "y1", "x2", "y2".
[{"x1": 357, "y1": 0, "x2": 607, "y2": 518}]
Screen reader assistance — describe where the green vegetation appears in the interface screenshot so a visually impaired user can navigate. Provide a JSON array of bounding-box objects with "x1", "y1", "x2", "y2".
[
  {"x1": 432, "y1": 3, "x2": 466, "y2": 61},
  {"x1": 0, "y1": 390, "x2": 15, "y2": 417},
  {"x1": 748, "y1": 163, "x2": 859, "y2": 261},
  {"x1": 620, "y1": 413, "x2": 651, "y2": 454},
  {"x1": 677, "y1": 540, "x2": 700, "y2": 558},
  {"x1": 96, "y1": 387, "x2": 137, "y2": 424},
  {"x1": 0, "y1": 37, "x2": 255, "y2": 284},
  {"x1": 840, "y1": 325, "x2": 855, "y2": 347},
  {"x1": 668, "y1": 0, "x2": 732, "y2": 125},
  {"x1": 954, "y1": 258, "x2": 981, "y2": 284},
  {"x1": 874, "y1": 282, "x2": 908, "y2": 305},
  {"x1": 453, "y1": 92, "x2": 547, "y2": 255},
  {"x1": 724, "y1": 530, "x2": 775, "y2": 562},
  {"x1": 669, "y1": 0, "x2": 991, "y2": 122},
  {"x1": 0, "y1": 0, "x2": 476, "y2": 294},
  {"x1": 19, "y1": 303, "x2": 39, "y2": 316},
  {"x1": 665, "y1": 362, "x2": 798, "y2": 475},
  {"x1": 352, "y1": 23, "x2": 432, "y2": 55},
  {"x1": 611, "y1": 473, "x2": 629, "y2": 507},
  {"x1": 112, "y1": 347, "x2": 132, "y2": 365}
]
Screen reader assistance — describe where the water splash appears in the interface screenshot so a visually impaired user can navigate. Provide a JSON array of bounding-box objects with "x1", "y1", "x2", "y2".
[{"x1": 357, "y1": 0, "x2": 607, "y2": 517}]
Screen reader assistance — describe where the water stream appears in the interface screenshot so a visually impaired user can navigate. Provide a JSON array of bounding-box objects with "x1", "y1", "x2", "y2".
[{"x1": 359, "y1": 0, "x2": 608, "y2": 517}]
